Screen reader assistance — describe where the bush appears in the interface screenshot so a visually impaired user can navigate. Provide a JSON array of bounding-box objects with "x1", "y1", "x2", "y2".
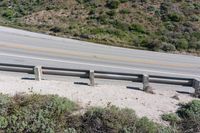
[
  {"x1": 168, "y1": 13, "x2": 182, "y2": 22},
  {"x1": 129, "y1": 24, "x2": 146, "y2": 34},
  {"x1": 111, "y1": 20, "x2": 130, "y2": 31},
  {"x1": 196, "y1": 41, "x2": 200, "y2": 50},
  {"x1": 176, "y1": 39, "x2": 189, "y2": 50},
  {"x1": 119, "y1": 9, "x2": 130, "y2": 14},
  {"x1": 160, "y1": 42, "x2": 176, "y2": 52},
  {"x1": 136, "y1": 117, "x2": 158, "y2": 133},
  {"x1": 0, "y1": 94, "x2": 78, "y2": 132},
  {"x1": 177, "y1": 100, "x2": 200, "y2": 133},
  {"x1": 81, "y1": 106, "x2": 137, "y2": 132},
  {"x1": 2, "y1": 9, "x2": 15, "y2": 19},
  {"x1": 107, "y1": 0, "x2": 120, "y2": 9},
  {"x1": 177, "y1": 100, "x2": 200, "y2": 119},
  {"x1": 145, "y1": 39, "x2": 162, "y2": 51},
  {"x1": 81, "y1": 106, "x2": 174, "y2": 133},
  {"x1": 147, "y1": 6, "x2": 155, "y2": 12},
  {"x1": 161, "y1": 113, "x2": 180, "y2": 126},
  {"x1": 97, "y1": 15, "x2": 109, "y2": 24},
  {"x1": 106, "y1": 10, "x2": 116, "y2": 16},
  {"x1": 119, "y1": 0, "x2": 128, "y2": 3}
]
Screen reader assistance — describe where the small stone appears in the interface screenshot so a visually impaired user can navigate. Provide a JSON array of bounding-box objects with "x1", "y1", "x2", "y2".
[
  {"x1": 171, "y1": 94, "x2": 179, "y2": 100},
  {"x1": 143, "y1": 86, "x2": 155, "y2": 94},
  {"x1": 87, "y1": 101, "x2": 91, "y2": 106}
]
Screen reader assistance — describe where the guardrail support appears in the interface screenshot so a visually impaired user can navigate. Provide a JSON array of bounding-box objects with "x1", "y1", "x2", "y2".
[
  {"x1": 34, "y1": 66, "x2": 42, "y2": 81},
  {"x1": 89, "y1": 70, "x2": 95, "y2": 86},
  {"x1": 193, "y1": 79, "x2": 200, "y2": 98},
  {"x1": 142, "y1": 74, "x2": 149, "y2": 90}
]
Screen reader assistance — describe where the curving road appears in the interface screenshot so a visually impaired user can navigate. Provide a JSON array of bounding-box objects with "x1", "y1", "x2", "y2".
[{"x1": 0, "y1": 26, "x2": 200, "y2": 78}]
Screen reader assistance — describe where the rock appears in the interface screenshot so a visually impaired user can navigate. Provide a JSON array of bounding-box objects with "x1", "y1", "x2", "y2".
[
  {"x1": 143, "y1": 86, "x2": 155, "y2": 94},
  {"x1": 171, "y1": 94, "x2": 179, "y2": 100}
]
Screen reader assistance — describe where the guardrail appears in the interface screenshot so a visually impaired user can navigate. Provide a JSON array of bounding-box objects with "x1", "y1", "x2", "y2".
[{"x1": 0, "y1": 63, "x2": 199, "y2": 96}]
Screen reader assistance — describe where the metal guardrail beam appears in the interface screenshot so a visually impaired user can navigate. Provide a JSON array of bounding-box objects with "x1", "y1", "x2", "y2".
[
  {"x1": 0, "y1": 63, "x2": 199, "y2": 97},
  {"x1": 149, "y1": 75, "x2": 194, "y2": 81},
  {"x1": 0, "y1": 63, "x2": 34, "y2": 68},
  {"x1": 0, "y1": 66, "x2": 33, "y2": 74}
]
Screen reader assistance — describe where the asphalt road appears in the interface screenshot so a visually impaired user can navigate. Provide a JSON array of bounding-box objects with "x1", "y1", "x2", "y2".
[{"x1": 0, "y1": 26, "x2": 200, "y2": 79}]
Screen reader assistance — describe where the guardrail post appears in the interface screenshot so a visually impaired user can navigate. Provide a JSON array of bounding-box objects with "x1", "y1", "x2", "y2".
[
  {"x1": 193, "y1": 79, "x2": 200, "y2": 98},
  {"x1": 89, "y1": 70, "x2": 95, "y2": 86},
  {"x1": 34, "y1": 66, "x2": 42, "y2": 81},
  {"x1": 142, "y1": 74, "x2": 149, "y2": 90}
]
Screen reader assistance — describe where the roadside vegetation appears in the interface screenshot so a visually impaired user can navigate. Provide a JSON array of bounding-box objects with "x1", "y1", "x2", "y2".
[
  {"x1": 0, "y1": 93, "x2": 199, "y2": 133},
  {"x1": 0, "y1": 0, "x2": 199, "y2": 55}
]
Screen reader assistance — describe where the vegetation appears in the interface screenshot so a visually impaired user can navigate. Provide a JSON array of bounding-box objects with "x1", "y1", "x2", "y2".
[
  {"x1": 0, "y1": 93, "x2": 199, "y2": 132},
  {"x1": 177, "y1": 100, "x2": 200, "y2": 133},
  {"x1": 0, "y1": 93, "x2": 173, "y2": 133},
  {"x1": 162, "y1": 100, "x2": 200, "y2": 133},
  {"x1": 0, "y1": 94, "x2": 78, "y2": 132},
  {"x1": 0, "y1": 0, "x2": 199, "y2": 54}
]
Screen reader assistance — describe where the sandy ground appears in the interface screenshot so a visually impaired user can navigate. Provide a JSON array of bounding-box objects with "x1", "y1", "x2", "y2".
[{"x1": 0, "y1": 73, "x2": 197, "y2": 124}]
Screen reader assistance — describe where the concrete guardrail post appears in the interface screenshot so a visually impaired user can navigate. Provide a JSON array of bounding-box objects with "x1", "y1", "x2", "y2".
[
  {"x1": 193, "y1": 79, "x2": 200, "y2": 98},
  {"x1": 34, "y1": 66, "x2": 42, "y2": 81},
  {"x1": 89, "y1": 70, "x2": 95, "y2": 86},
  {"x1": 142, "y1": 74, "x2": 149, "y2": 90}
]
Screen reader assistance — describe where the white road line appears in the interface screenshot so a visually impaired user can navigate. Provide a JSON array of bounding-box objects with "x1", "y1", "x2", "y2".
[{"x1": 0, "y1": 52, "x2": 199, "y2": 78}]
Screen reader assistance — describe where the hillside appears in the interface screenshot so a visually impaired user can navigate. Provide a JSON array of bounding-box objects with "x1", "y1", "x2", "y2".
[{"x1": 0, "y1": 0, "x2": 200, "y2": 54}]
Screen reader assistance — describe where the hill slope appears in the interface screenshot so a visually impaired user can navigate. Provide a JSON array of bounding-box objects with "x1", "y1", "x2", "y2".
[{"x1": 0, "y1": 0, "x2": 200, "y2": 54}]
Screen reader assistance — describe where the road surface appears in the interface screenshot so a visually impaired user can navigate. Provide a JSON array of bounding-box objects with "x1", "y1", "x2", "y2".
[{"x1": 0, "y1": 26, "x2": 200, "y2": 78}]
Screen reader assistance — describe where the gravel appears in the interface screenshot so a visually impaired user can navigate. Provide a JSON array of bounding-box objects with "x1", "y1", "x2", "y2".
[{"x1": 0, "y1": 73, "x2": 196, "y2": 123}]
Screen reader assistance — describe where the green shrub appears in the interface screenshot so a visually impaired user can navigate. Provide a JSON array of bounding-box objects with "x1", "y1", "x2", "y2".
[
  {"x1": 0, "y1": 0, "x2": 7, "y2": 7},
  {"x1": 106, "y1": 10, "x2": 116, "y2": 16},
  {"x1": 107, "y1": 0, "x2": 120, "y2": 9},
  {"x1": 196, "y1": 41, "x2": 200, "y2": 50},
  {"x1": 177, "y1": 100, "x2": 200, "y2": 133},
  {"x1": 136, "y1": 117, "x2": 158, "y2": 133},
  {"x1": 111, "y1": 20, "x2": 130, "y2": 31},
  {"x1": 176, "y1": 39, "x2": 189, "y2": 50},
  {"x1": 168, "y1": 13, "x2": 182, "y2": 22},
  {"x1": 161, "y1": 113, "x2": 180, "y2": 126},
  {"x1": 177, "y1": 100, "x2": 200, "y2": 119},
  {"x1": 81, "y1": 106, "x2": 174, "y2": 133},
  {"x1": 190, "y1": 15, "x2": 199, "y2": 22},
  {"x1": 144, "y1": 39, "x2": 162, "y2": 51},
  {"x1": 189, "y1": 40, "x2": 200, "y2": 50},
  {"x1": 129, "y1": 24, "x2": 146, "y2": 34},
  {"x1": 81, "y1": 106, "x2": 137, "y2": 132},
  {"x1": 119, "y1": 9, "x2": 130, "y2": 14},
  {"x1": 97, "y1": 15, "x2": 109, "y2": 24},
  {"x1": 147, "y1": 6, "x2": 155, "y2": 12},
  {"x1": 89, "y1": 9, "x2": 95, "y2": 15},
  {"x1": 2, "y1": 9, "x2": 15, "y2": 19},
  {"x1": 119, "y1": 0, "x2": 128, "y2": 3},
  {"x1": 0, "y1": 94, "x2": 78, "y2": 132},
  {"x1": 160, "y1": 42, "x2": 176, "y2": 52},
  {"x1": 0, "y1": 116, "x2": 8, "y2": 128}
]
